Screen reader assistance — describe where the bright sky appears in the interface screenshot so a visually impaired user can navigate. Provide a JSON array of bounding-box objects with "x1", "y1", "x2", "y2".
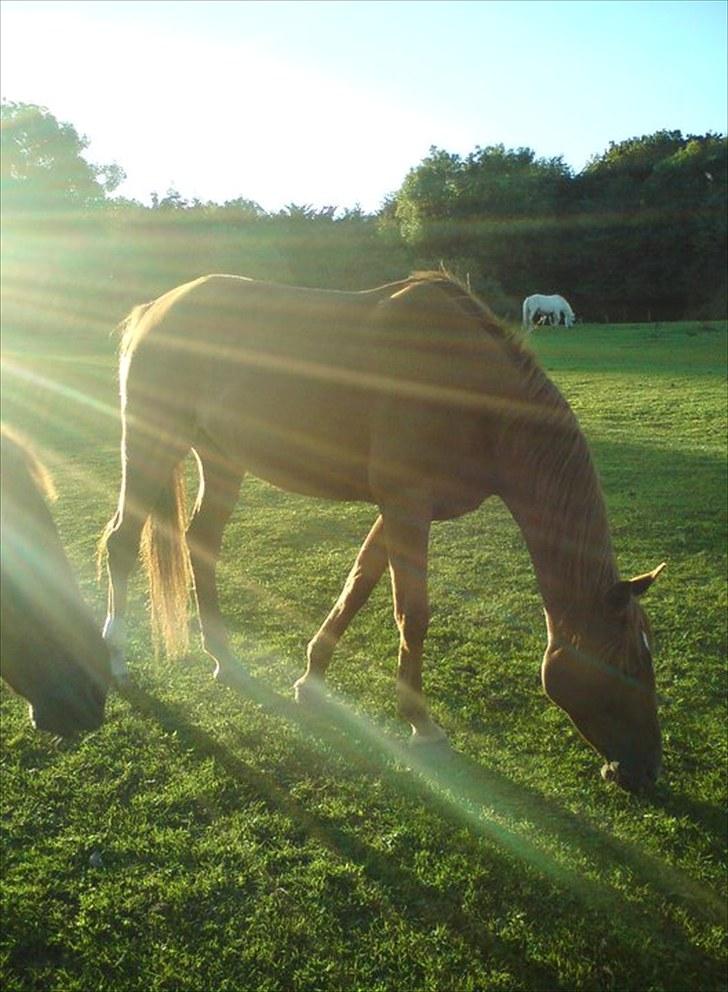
[{"x1": 1, "y1": 0, "x2": 726, "y2": 212}]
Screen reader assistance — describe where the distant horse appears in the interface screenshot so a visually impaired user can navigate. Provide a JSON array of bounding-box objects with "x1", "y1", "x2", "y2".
[
  {"x1": 99, "y1": 271, "x2": 665, "y2": 791},
  {"x1": 523, "y1": 294, "x2": 575, "y2": 331},
  {"x1": 1, "y1": 427, "x2": 110, "y2": 735}
]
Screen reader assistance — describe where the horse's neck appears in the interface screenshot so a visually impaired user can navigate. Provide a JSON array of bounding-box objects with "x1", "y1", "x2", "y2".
[{"x1": 497, "y1": 389, "x2": 618, "y2": 628}]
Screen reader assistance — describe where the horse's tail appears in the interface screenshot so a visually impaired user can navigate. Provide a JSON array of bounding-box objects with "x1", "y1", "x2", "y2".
[
  {"x1": 140, "y1": 460, "x2": 194, "y2": 659},
  {"x1": 522, "y1": 296, "x2": 531, "y2": 330}
]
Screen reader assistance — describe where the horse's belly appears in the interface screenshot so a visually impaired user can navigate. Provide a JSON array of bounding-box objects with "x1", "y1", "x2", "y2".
[
  {"x1": 243, "y1": 427, "x2": 373, "y2": 502},
  {"x1": 198, "y1": 378, "x2": 374, "y2": 502},
  {"x1": 248, "y1": 459, "x2": 372, "y2": 502}
]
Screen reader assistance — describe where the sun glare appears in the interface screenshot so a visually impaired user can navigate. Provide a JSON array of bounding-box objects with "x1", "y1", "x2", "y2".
[{"x1": 1, "y1": 2, "x2": 450, "y2": 211}]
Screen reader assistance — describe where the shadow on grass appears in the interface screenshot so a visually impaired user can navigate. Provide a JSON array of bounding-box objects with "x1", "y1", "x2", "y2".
[
  {"x1": 426, "y1": 747, "x2": 726, "y2": 921},
  {"x1": 591, "y1": 437, "x2": 726, "y2": 556},
  {"x1": 118, "y1": 677, "x2": 562, "y2": 991},
  {"x1": 118, "y1": 665, "x2": 725, "y2": 988}
]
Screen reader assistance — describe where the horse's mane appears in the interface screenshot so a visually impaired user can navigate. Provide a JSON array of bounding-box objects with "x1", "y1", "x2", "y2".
[
  {"x1": 406, "y1": 269, "x2": 507, "y2": 333},
  {"x1": 409, "y1": 271, "x2": 622, "y2": 633},
  {"x1": 404, "y1": 269, "x2": 564, "y2": 407}
]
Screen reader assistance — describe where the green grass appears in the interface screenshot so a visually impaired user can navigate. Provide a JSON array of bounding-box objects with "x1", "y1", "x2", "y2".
[{"x1": 1, "y1": 319, "x2": 726, "y2": 991}]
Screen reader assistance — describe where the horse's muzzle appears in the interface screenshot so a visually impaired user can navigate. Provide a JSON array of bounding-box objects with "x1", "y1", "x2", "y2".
[
  {"x1": 30, "y1": 678, "x2": 107, "y2": 738},
  {"x1": 601, "y1": 758, "x2": 660, "y2": 793}
]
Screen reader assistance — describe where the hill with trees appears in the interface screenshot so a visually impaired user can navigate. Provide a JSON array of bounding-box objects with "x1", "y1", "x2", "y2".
[{"x1": 2, "y1": 100, "x2": 726, "y2": 331}]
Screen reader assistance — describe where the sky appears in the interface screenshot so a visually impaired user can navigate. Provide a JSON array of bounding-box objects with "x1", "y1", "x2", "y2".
[{"x1": 1, "y1": 0, "x2": 726, "y2": 212}]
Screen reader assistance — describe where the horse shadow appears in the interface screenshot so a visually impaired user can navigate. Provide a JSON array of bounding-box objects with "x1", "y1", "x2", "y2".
[
  {"x1": 418, "y1": 746, "x2": 725, "y2": 923},
  {"x1": 117, "y1": 675, "x2": 563, "y2": 990},
  {"x1": 117, "y1": 664, "x2": 724, "y2": 985}
]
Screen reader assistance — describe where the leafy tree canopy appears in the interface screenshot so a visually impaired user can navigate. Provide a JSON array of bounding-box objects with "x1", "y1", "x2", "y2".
[
  {"x1": 1, "y1": 100, "x2": 124, "y2": 212},
  {"x1": 585, "y1": 129, "x2": 687, "y2": 179},
  {"x1": 394, "y1": 143, "x2": 573, "y2": 247},
  {"x1": 578, "y1": 129, "x2": 727, "y2": 212}
]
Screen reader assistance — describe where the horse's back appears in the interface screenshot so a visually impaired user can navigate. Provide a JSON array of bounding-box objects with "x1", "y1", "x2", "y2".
[
  {"x1": 119, "y1": 274, "x2": 521, "y2": 510},
  {"x1": 126, "y1": 274, "x2": 389, "y2": 362},
  {"x1": 122, "y1": 276, "x2": 394, "y2": 499}
]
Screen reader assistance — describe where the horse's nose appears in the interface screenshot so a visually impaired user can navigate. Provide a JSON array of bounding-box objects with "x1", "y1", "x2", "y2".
[
  {"x1": 601, "y1": 759, "x2": 659, "y2": 793},
  {"x1": 30, "y1": 674, "x2": 107, "y2": 737}
]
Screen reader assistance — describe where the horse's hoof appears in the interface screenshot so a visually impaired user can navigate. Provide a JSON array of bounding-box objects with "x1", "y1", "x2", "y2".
[
  {"x1": 293, "y1": 676, "x2": 326, "y2": 707},
  {"x1": 214, "y1": 664, "x2": 252, "y2": 693},
  {"x1": 408, "y1": 724, "x2": 450, "y2": 749}
]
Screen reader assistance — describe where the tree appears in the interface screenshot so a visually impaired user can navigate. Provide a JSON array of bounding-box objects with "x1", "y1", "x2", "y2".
[
  {"x1": 393, "y1": 144, "x2": 573, "y2": 305},
  {"x1": 394, "y1": 146, "x2": 464, "y2": 247},
  {"x1": 1, "y1": 100, "x2": 124, "y2": 213},
  {"x1": 572, "y1": 131, "x2": 727, "y2": 317},
  {"x1": 151, "y1": 186, "x2": 189, "y2": 210}
]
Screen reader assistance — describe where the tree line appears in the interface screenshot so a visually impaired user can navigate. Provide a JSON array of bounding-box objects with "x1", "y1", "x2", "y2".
[{"x1": 2, "y1": 100, "x2": 726, "y2": 331}]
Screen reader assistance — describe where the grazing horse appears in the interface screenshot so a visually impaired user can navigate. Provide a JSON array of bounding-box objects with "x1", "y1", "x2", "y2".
[
  {"x1": 1, "y1": 427, "x2": 110, "y2": 735},
  {"x1": 523, "y1": 293, "x2": 575, "y2": 331},
  {"x1": 99, "y1": 271, "x2": 665, "y2": 791}
]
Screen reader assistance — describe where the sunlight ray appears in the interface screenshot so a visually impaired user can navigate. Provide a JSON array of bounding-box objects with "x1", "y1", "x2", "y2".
[
  {"x1": 193, "y1": 647, "x2": 724, "y2": 934},
  {"x1": 1, "y1": 356, "x2": 120, "y2": 423}
]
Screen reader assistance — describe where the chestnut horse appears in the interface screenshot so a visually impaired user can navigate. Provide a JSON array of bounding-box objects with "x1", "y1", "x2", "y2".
[
  {"x1": 99, "y1": 272, "x2": 664, "y2": 790},
  {"x1": 1, "y1": 426, "x2": 110, "y2": 735}
]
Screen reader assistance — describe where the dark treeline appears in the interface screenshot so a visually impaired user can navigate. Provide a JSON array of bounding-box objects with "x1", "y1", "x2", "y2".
[
  {"x1": 395, "y1": 135, "x2": 727, "y2": 321},
  {"x1": 2, "y1": 101, "x2": 726, "y2": 332}
]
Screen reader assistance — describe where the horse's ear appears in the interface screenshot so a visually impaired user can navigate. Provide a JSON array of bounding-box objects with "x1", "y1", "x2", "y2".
[
  {"x1": 607, "y1": 563, "x2": 666, "y2": 611},
  {"x1": 629, "y1": 562, "x2": 666, "y2": 597}
]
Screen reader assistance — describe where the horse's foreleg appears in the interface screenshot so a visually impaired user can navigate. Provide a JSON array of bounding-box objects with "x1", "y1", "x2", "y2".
[
  {"x1": 294, "y1": 515, "x2": 388, "y2": 703},
  {"x1": 382, "y1": 499, "x2": 446, "y2": 744},
  {"x1": 185, "y1": 452, "x2": 243, "y2": 683}
]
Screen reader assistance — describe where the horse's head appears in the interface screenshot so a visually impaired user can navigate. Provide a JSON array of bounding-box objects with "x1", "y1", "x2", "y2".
[
  {"x1": 1, "y1": 429, "x2": 111, "y2": 737},
  {"x1": 2, "y1": 589, "x2": 110, "y2": 737},
  {"x1": 542, "y1": 564, "x2": 665, "y2": 792}
]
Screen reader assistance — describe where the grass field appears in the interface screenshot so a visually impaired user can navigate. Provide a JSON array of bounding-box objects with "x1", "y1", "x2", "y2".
[{"x1": 1, "y1": 316, "x2": 726, "y2": 991}]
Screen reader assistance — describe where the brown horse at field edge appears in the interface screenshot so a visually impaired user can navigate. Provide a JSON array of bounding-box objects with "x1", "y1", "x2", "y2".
[{"x1": 99, "y1": 271, "x2": 665, "y2": 791}]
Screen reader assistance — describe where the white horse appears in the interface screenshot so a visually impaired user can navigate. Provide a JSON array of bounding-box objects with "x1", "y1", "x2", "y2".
[{"x1": 522, "y1": 294, "x2": 575, "y2": 331}]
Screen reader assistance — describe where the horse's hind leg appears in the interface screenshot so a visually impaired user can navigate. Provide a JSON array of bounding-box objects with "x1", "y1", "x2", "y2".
[
  {"x1": 102, "y1": 428, "x2": 189, "y2": 679},
  {"x1": 185, "y1": 449, "x2": 243, "y2": 682},
  {"x1": 294, "y1": 515, "x2": 388, "y2": 703}
]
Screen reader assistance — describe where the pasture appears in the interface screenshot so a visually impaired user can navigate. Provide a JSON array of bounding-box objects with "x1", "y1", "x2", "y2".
[{"x1": 1, "y1": 315, "x2": 726, "y2": 991}]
